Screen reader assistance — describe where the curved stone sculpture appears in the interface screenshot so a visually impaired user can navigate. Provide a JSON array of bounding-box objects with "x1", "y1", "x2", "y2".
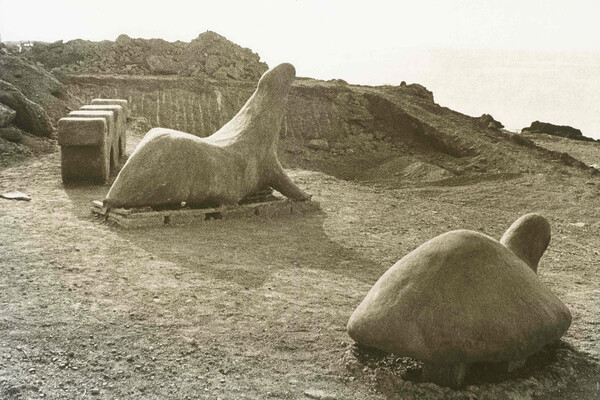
[
  {"x1": 347, "y1": 214, "x2": 571, "y2": 388},
  {"x1": 500, "y1": 213, "x2": 551, "y2": 273},
  {"x1": 104, "y1": 63, "x2": 309, "y2": 209}
]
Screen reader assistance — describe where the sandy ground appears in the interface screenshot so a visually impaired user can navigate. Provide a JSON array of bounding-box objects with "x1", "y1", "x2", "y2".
[{"x1": 0, "y1": 132, "x2": 599, "y2": 399}]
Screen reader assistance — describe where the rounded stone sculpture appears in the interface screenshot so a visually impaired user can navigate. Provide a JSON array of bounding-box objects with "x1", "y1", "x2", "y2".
[
  {"x1": 500, "y1": 213, "x2": 551, "y2": 273},
  {"x1": 347, "y1": 214, "x2": 571, "y2": 388},
  {"x1": 104, "y1": 63, "x2": 309, "y2": 209}
]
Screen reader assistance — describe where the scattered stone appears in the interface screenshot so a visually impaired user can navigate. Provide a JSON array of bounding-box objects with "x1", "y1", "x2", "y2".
[
  {"x1": 0, "y1": 191, "x2": 31, "y2": 201},
  {"x1": 146, "y1": 55, "x2": 179, "y2": 75},
  {"x1": 26, "y1": 31, "x2": 268, "y2": 81},
  {"x1": 307, "y1": 139, "x2": 329, "y2": 151},
  {"x1": 570, "y1": 222, "x2": 585, "y2": 228},
  {"x1": 0, "y1": 103, "x2": 16, "y2": 127},
  {"x1": 304, "y1": 389, "x2": 337, "y2": 400},
  {"x1": 90, "y1": 388, "x2": 100, "y2": 395}
]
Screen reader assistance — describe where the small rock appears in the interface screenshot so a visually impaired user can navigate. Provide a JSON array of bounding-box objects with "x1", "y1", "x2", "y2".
[
  {"x1": 90, "y1": 388, "x2": 100, "y2": 395},
  {"x1": 570, "y1": 222, "x2": 585, "y2": 228},
  {"x1": 0, "y1": 191, "x2": 30, "y2": 201},
  {"x1": 374, "y1": 131, "x2": 387, "y2": 140},
  {"x1": 304, "y1": 389, "x2": 337, "y2": 400},
  {"x1": 307, "y1": 139, "x2": 329, "y2": 151}
]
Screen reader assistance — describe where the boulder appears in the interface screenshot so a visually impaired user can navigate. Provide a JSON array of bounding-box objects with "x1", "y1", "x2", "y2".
[
  {"x1": 0, "y1": 126, "x2": 23, "y2": 142},
  {"x1": 0, "y1": 103, "x2": 16, "y2": 127},
  {"x1": 0, "y1": 80, "x2": 54, "y2": 137}
]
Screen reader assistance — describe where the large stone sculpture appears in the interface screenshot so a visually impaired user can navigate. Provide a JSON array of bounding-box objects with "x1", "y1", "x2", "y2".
[
  {"x1": 347, "y1": 213, "x2": 571, "y2": 388},
  {"x1": 103, "y1": 63, "x2": 310, "y2": 209}
]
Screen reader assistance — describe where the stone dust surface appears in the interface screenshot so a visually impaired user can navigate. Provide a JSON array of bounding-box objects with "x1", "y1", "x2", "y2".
[{"x1": 0, "y1": 133, "x2": 599, "y2": 399}]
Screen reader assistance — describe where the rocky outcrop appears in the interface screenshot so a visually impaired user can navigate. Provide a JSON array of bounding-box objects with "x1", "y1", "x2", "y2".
[
  {"x1": 0, "y1": 79, "x2": 54, "y2": 137},
  {"x1": 522, "y1": 121, "x2": 595, "y2": 141},
  {"x1": 25, "y1": 31, "x2": 268, "y2": 81},
  {"x1": 0, "y1": 52, "x2": 77, "y2": 122},
  {"x1": 477, "y1": 113, "x2": 504, "y2": 130}
]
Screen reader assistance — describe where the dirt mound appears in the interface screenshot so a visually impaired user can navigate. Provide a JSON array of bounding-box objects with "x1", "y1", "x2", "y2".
[
  {"x1": 0, "y1": 51, "x2": 75, "y2": 167},
  {"x1": 24, "y1": 31, "x2": 268, "y2": 81},
  {"x1": 359, "y1": 157, "x2": 454, "y2": 182}
]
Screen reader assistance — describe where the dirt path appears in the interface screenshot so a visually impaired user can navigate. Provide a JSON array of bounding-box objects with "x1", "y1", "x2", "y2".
[{"x1": 1, "y1": 139, "x2": 599, "y2": 399}]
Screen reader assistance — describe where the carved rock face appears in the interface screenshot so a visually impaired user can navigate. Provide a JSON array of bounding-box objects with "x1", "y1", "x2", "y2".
[
  {"x1": 347, "y1": 229, "x2": 571, "y2": 366},
  {"x1": 104, "y1": 63, "x2": 309, "y2": 209}
]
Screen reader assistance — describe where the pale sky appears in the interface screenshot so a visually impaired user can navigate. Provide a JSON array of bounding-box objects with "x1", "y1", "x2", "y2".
[{"x1": 1, "y1": 0, "x2": 599, "y2": 138}]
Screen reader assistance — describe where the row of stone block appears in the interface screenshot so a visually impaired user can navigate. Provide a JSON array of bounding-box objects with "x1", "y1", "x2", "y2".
[{"x1": 58, "y1": 99, "x2": 129, "y2": 183}]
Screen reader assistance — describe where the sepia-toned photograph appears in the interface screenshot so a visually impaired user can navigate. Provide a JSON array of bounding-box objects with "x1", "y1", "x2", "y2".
[{"x1": 1, "y1": 1, "x2": 598, "y2": 398}]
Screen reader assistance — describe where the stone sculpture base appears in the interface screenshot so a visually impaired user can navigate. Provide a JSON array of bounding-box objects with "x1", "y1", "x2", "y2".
[{"x1": 91, "y1": 196, "x2": 320, "y2": 228}]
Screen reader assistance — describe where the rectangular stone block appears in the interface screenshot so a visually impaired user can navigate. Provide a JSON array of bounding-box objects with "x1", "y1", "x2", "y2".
[
  {"x1": 68, "y1": 110, "x2": 120, "y2": 170},
  {"x1": 81, "y1": 104, "x2": 126, "y2": 159},
  {"x1": 68, "y1": 110, "x2": 115, "y2": 142},
  {"x1": 90, "y1": 99, "x2": 129, "y2": 118},
  {"x1": 81, "y1": 105, "x2": 124, "y2": 130},
  {"x1": 61, "y1": 145, "x2": 109, "y2": 183},
  {"x1": 57, "y1": 117, "x2": 107, "y2": 146}
]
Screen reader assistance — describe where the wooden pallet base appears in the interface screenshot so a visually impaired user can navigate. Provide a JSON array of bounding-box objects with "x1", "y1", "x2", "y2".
[{"x1": 91, "y1": 198, "x2": 320, "y2": 228}]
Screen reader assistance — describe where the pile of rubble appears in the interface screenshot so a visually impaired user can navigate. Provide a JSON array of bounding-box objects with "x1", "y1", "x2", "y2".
[{"x1": 24, "y1": 31, "x2": 268, "y2": 81}]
